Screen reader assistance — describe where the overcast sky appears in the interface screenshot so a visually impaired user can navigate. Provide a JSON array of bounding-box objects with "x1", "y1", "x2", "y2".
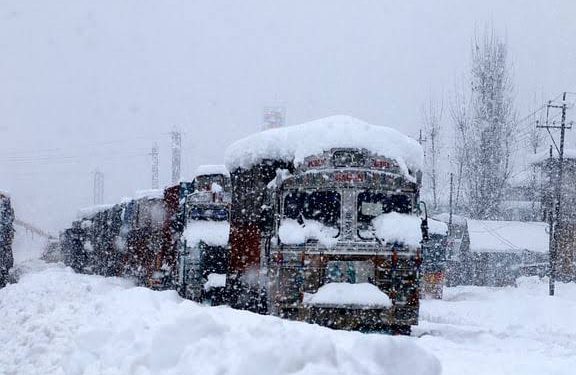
[{"x1": 1, "y1": 0, "x2": 576, "y2": 232}]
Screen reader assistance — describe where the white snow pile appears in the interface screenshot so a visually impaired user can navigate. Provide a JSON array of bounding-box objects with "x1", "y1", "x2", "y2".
[
  {"x1": 134, "y1": 189, "x2": 164, "y2": 200},
  {"x1": 0, "y1": 262, "x2": 440, "y2": 375},
  {"x1": 467, "y1": 220, "x2": 549, "y2": 253},
  {"x1": 428, "y1": 219, "x2": 448, "y2": 236},
  {"x1": 418, "y1": 277, "x2": 576, "y2": 375},
  {"x1": 278, "y1": 219, "x2": 339, "y2": 248},
  {"x1": 195, "y1": 164, "x2": 229, "y2": 177},
  {"x1": 183, "y1": 220, "x2": 230, "y2": 248},
  {"x1": 303, "y1": 282, "x2": 392, "y2": 308},
  {"x1": 372, "y1": 212, "x2": 422, "y2": 247},
  {"x1": 225, "y1": 115, "x2": 423, "y2": 176},
  {"x1": 204, "y1": 273, "x2": 226, "y2": 291}
]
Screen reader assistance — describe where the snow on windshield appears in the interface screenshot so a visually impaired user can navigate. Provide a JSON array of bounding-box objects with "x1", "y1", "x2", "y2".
[
  {"x1": 278, "y1": 219, "x2": 338, "y2": 248},
  {"x1": 225, "y1": 115, "x2": 423, "y2": 176},
  {"x1": 183, "y1": 221, "x2": 230, "y2": 248},
  {"x1": 371, "y1": 212, "x2": 422, "y2": 247}
]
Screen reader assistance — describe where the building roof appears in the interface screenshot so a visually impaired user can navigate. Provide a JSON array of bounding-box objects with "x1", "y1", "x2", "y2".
[{"x1": 467, "y1": 220, "x2": 548, "y2": 254}]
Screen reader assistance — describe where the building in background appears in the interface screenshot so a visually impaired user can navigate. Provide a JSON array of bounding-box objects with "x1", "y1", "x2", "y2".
[{"x1": 533, "y1": 150, "x2": 576, "y2": 281}]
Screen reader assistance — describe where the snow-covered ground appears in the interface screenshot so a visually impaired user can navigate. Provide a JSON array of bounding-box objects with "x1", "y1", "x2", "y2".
[
  {"x1": 0, "y1": 261, "x2": 439, "y2": 375},
  {"x1": 418, "y1": 278, "x2": 576, "y2": 375},
  {"x1": 11, "y1": 228, "x2": 48, "y2": 263},
  {"x1": 3, "y1": 248, "x2": 576, "y2": 375}
]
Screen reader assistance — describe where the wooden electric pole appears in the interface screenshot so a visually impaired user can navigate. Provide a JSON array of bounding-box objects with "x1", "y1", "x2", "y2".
[{"x1": 537, "y1": 92, "x2": 573, "y2": 295}]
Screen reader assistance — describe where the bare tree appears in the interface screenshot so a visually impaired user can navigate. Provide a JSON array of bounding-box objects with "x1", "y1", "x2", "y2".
[
  {"x1": 422, "y1": 98, "x2": 444, "y2": 211},
  {"x1": 449, "y1": 83, "x2": 471, "y2": 212},
  {"x1": 455, "y1": 29, "x2": 517, "y2": 219},
  {"x1": 526, "y1": 96, "x2": 546, "y2": 219}
]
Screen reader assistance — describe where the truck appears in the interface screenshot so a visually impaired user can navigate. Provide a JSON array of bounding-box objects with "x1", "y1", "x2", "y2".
[
  {"x1": 177, "y1": 165, "x2": 231, "y2": 304},
  {"x1": 224, "y1": 115, "x2": 426, "y2": 333}
]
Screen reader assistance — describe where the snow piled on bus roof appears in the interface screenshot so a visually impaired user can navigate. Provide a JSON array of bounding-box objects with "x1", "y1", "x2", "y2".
[
  {"x1": 134, "y1": 189, "x2": 164, "y2": 200},
  {"x1": 225, "y1": 115, "x2": 423, "y2": 173},
  {"x1": 194, "y1": 164, "x2": 229, "y2": 177}
]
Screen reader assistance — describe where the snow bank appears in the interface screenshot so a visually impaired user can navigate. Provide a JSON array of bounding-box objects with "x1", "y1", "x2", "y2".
[
  {"x1": 195, "y1": 164, "x2": 229, "y2": 177},
  {"x1": 225, "y1": 115, "x2": 423, "y2": 176},
  {"x1": 0, "y1": 262, "x2": 440, "y2": 375},
  {"x1": 184, "y1": 220, "x2": 230, "y2": 248},
  {"x1": 134, "y1": 189, "x2": 164, "y2": 200},
  {"x1": 372, "y1": 212, "x2": 422, "y2": 247},
  {"x1": 304, "y1": 282, "x2": 392, "y2": 308},
  {"x1": 278, "y1": 219, "x2": 338, "y2": 248},
  {"x1": 418, "y1": 277, "x2": 576, "y2": 375},
  {"x1": 204, "y1": 273, "x2": 226, "y2": 291},
  {"x1": 467, "y1": 220, "x2": 548, "y2": 253},
  {"x1": 428, "y1": 219, "x2": 448, "y2": 236}
]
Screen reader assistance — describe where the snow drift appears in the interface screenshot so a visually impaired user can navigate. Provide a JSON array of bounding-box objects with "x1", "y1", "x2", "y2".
[{"x1": 0, "y1": 262, "x2": 440, "y2": 375}]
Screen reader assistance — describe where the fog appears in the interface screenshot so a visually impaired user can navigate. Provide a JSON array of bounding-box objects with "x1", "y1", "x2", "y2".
[{"x1": 1, "y1": 0, "x2": 575, "y2": 232}]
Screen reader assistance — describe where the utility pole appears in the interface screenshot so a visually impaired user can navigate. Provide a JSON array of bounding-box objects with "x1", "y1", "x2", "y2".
[
  {"x1": 171, "y1": 130, "x2": 181, "y2": 185},
  {"x1": 150, "y1": 144, "x2": 159, "y2": 189},
  {"x1": 449, "y1": 173, "x2": 454, "y2": 237},
  {"x1": 547, "y1": 146, "x2": 555, "y2": 296},
  {"x1": 93, "y1": 169, "x2": 104, "y2": 205},
  {"x1": 537, "y1": 92, "x2": 573, "y2": 294}
]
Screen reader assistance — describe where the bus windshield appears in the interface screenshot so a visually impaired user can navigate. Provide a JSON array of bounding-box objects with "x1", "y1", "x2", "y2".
[
  {"x1": 284, "y1": 190, "x2": 341, "y2": 229},
  {"x1": 357, "y1": 191, "x2": 412, "y2": 238}
]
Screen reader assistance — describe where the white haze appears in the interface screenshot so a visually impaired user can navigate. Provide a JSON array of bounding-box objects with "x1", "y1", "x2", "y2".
[{"x1": 0, "y1": 0, "x2": 575, "y2": 233}]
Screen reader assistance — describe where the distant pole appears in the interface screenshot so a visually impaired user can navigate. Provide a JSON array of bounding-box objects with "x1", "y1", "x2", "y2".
[
  {"x1": 553, "y1": 92, "x2": 568, "y2": 283},
  {"x1": 262, "y1": 106, "x2": 286, "y2": 130},
  {"x1": 171, "y1": 130, "x2": 181, "y2": 184},
  {"x1": 150, "y1": 144, "x2": 159, "y2": 189},
  {"x1": 93, "y1": 169, "x2": 104, "y2": 205},
  {"x1": 547, "y1": 146, "x2": 555, "y2": 296},
  {"x1": 449, "y1": 173, "x2": 454, "y2": 236}
]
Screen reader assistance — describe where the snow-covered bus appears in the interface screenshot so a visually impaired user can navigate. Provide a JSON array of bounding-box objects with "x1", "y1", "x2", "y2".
[
  {"x1": 178, "y1": 165, "x2": 231, "y2": 303},
  {"x1": 225, "y1": 116, "x2": 427, "y2": 333}
]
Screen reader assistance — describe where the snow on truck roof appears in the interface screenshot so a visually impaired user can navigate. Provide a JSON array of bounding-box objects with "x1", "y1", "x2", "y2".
[
  {"x1": 194, "y1": 164, "x2": 229, "y2": 177},
  {"x1": 224, "y1": 115, "x2": 423, "y2": 174},
  {"x1": 133, "y1": 189, "x2": 164, "y2": 200}
]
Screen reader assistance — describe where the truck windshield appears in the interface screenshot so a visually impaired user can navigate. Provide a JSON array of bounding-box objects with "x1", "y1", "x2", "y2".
[
  {"x1": 357, "y1": 191, "x2": 412, "y2": 224},
  {"x1": 195, "y1": 175, "x2": 227, "y2": 191},
  {"x1": 284, "y1": 191, "x2": 341, "y2": 228}
]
